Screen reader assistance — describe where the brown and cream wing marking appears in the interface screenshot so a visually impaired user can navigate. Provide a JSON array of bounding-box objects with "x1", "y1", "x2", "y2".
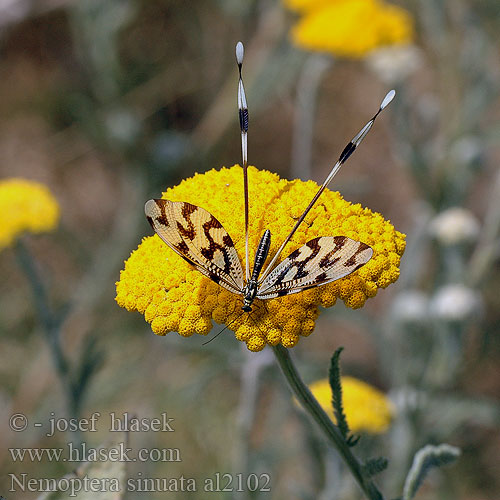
[
  {"x1": 257, "y1": 236, "x2": 373, "y2": 299},
  {"x1": 145, "y1": 199, "x2": 244, "y2": 294}
]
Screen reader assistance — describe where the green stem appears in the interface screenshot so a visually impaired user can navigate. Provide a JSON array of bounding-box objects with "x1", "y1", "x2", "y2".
[
  {"x1": 272, "y1": 344, "x2": 384, "y2": 500},
  {"x1": 15, "y1": 239, "x2": 82, "y2": 445}
]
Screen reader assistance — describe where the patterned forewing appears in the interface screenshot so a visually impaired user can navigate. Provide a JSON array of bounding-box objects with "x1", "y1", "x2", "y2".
[
  {"x1": 257, "y1": 236, "x2": 373, "y2": 298},
  {"x1": 145, "y1": 199, "x2": 244, "y2": 293}
]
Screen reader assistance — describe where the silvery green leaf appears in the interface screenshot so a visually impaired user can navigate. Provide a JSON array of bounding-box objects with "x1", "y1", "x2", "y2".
[{"x1": 402, "y1": 443, "x2": 460, "y2": 500}]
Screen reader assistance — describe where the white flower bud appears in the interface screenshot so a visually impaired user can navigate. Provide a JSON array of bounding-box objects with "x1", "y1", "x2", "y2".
[
  {"x1": 366, "y1": 45, "x2": 422, "y2": 84},
  {"x1": 430, "y1": 284, "x2": 482, "y2": 322},
  {"x1": 429, "y1": 207, "x2": 480, "y2": 246}
]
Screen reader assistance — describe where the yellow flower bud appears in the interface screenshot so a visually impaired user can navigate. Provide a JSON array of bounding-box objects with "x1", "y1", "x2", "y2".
[{"x1": 0, "y1": 178, "x2": 60, "y2": 250}]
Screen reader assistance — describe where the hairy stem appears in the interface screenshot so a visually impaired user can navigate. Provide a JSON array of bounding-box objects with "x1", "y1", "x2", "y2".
[{"x1": 272, "y1": 344, "x2": 384, "y2": 500}]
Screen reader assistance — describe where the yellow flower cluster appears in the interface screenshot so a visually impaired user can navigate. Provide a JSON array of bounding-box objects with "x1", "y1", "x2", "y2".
[
  {"x1": 285, "y1": 0, "x2": 344, "y2": 13},
  {"x1": 284, "y1": 0, "x2": 414, "y2": 58},
  {"x1": 0, "y1": 178, "x2": 60, "y2": 250},
  {"x1": 309, "y1": 376, "x2": 394, "y2": 433},
  {"x1": 116, "y1": 165, "x2": 405, "y2": 351}
]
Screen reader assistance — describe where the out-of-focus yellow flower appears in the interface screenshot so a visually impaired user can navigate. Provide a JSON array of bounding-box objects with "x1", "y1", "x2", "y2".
[
  {"x1": 116, "y1": 165, "x2": 405, "y2": 351},
  {"x1": 309, "y1": 376, "x2": 394, "y2": 433},
  {"x1": 285, "y1": 0, "x2": 414, "y2": 58},
  {"x1": 284, "y1": 0, "x2": 345, "y2": 14},
  {"x1": 0, "y1": 178, "x2": 60, "y2": 250}
]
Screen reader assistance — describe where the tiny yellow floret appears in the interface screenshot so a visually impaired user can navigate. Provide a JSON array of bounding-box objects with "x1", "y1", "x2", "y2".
[
  {"x1": 116, "y1": 165, "x2": 405, "y2": 350},
  {"x1": 309, "y1": 376, "x2": 394, "y2": 433},
  {"x1": 0, "y1": 178, "x2": 60, "y2": 250}
]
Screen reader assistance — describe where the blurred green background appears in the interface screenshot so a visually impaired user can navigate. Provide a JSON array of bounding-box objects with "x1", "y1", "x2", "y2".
[{"x1": 1, "y1": 0, "x2": 499, "y2": 499}]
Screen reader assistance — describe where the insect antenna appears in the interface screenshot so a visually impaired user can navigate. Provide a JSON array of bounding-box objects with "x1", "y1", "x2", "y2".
[
  {"x1": 236, "y1": 41, "x2": 251, "y2": 283},
  {"x1": 259, "y1": 90, "x2": 396, "y2": 283},
  {"x1": 202, "y1": 323, "x2": 233, "y2": 346},
  {"x1": 202, "y1": 298, "x2": 268, "y2": 346},
  {"x1": 202, "y1": 308, "x2": 247, "y2": 346}
]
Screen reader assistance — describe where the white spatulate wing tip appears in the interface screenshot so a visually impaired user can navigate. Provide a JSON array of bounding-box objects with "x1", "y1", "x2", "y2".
[
  {"x1": 235, "y1": 41, "x2": 244, "y2": 64},
  {"x1": 381, "y1": 89, "x2": 396, "y2": 110}
]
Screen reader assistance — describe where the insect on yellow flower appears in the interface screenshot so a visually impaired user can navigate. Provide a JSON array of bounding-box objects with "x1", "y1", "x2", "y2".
[{"x1": 116, "y1": 42, "x2": 405, "y2": 351}]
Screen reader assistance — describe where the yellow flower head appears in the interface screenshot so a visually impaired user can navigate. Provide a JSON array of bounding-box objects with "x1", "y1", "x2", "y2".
[
  {"x1": 0, "y1": 178, "x2": 60, "y2": 250},
  {"x1": 116, "y1": 165, "x2": 405, "y2": 351},
  {"x1": 309, "y1": 376, "x2": 394, "y2": 433},
  {"x1": 287, "y1": 0, "x2": 414, "y2": 58},
  {"x1": 284, "y1": 0, "x2": 346, "y2": 14}
]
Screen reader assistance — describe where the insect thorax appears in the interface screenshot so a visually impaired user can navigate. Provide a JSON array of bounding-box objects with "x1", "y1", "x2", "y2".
[{"x1": 242, "y1": 280, "x2": 258, "y2": 311}]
